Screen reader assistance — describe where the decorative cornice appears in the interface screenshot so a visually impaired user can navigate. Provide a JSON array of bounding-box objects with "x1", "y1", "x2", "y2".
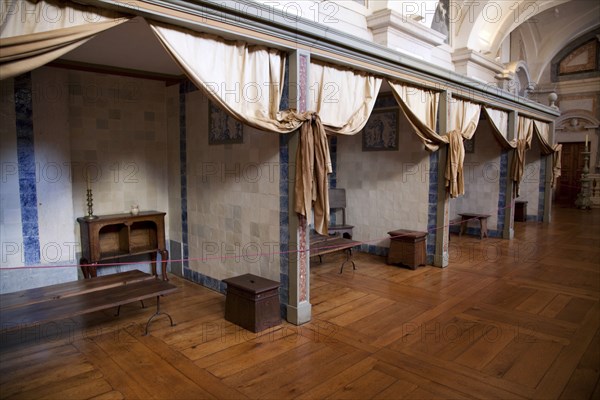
[
  {"x1": 82, "y1": 0, "x2": 560, "y2": 119},
  {"x1": 452, "y1": 48, "x2": 505, "y2": 74},
  {"x1": 366, "y1": 9, "x2": 446, "y2": 47}
]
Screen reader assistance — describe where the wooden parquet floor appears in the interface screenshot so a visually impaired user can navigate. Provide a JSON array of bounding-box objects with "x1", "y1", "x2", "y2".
[{"x1": 1, "y1": 207, "x2": 599, "y2": 399}]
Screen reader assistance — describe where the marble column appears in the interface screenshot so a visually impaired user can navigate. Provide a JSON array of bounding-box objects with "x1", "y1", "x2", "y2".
[
  {"x1": 503, "y1": 111, "x2": 518, "y2": 239},
  {"x1": 286, "y1": 50, "x2": 312, "y2": 325},
  {"x1": 434, "y1": 90, "x2": 450, "y2": 268}
]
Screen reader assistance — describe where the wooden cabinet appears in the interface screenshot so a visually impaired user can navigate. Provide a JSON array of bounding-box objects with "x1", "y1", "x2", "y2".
[{"x1": 78, "y1": 211, "x2": 168, "y2": 280}]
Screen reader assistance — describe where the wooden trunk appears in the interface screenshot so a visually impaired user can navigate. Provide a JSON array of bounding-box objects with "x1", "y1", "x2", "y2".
[
  {"x1": 386, "y1": 229, "x2": 427, "y2": 270},
  {"x1": 223, "y1": 274, "x2": 280, "y2": 333}
]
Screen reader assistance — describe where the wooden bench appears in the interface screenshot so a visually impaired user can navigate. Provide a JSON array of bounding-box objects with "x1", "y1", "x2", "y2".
[
  {"x1": 458, "y1": 213, "x2": 491, "y2": 239},
  {"x1": 310, "y1": 233, "x2": 361, "y2": 273},
  {"x1": 0, "y1": 270, "x2": 178, "y2": 336}
]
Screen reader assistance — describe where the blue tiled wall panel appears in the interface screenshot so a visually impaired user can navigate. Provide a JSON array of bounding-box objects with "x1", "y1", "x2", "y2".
[
  {"x1": 427, "y1": 151, "x2": 439, "y2": 265},
  {"x1": 496, "y1": 151, "x2": 509, "y2": 235},
  {"x1": 538, "y1": 157, "x2": 546, "y2": 221},
  {"x1": 14, "y1": 72, "x2": 40, "y2": 265}
]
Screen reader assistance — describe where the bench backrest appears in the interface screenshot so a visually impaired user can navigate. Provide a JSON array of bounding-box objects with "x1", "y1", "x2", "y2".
[{"x1": 329, "y1": 188, "x2": 348, "y2": 224}]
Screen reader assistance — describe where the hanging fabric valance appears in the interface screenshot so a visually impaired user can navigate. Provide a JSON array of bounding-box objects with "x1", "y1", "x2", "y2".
[
  {"x1": 0, "y1": 0, "x2": 130, "y2": 80},
  {"x1": 149, "y1": 21, "x2": 335, "y2": 233},
  {"x1": 483, "y1": 106, "x2": 513, "y2": 149},
  {"x1": 310, "y1": 61, "x2": 382, "y2": 135},
  {"x1": 533, "y1": 120, "x2": 554, "y2": 155},
  {"x1": 387, "y1": 80, "x2": 442, "y2": 151}
]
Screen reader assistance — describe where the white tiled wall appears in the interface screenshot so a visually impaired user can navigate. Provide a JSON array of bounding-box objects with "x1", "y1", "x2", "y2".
[
  {"x1": 185, "y1": 90, "x2": 281, "y2": 281},
  {"x1": 518, "y1": 136, "x2": 541, "y2": 215},
  {"x1": 451, "y1": 119, "x2": 503, "y2": 230},
  {"x1": 337, "y1": 110, "x2": 430, "y2": 248}
]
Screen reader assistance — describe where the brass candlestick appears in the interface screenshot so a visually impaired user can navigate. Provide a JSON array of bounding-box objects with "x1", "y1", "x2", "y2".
[{"x1": 85, "y1": 188, "x2": 98, "y2": 220}]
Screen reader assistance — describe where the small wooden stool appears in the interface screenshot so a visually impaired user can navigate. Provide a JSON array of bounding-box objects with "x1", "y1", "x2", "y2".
[
  {"x1": 223, "y1": 274, "x2": 280, "y2": 333},
  {"x1": 387, "y1": 229, "x2": 427, "y2": 270},
  {"x1": 458, "y1": 213, "x2": 491, "y2": 239}
]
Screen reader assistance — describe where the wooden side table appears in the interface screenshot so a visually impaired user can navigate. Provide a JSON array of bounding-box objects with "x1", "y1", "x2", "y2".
[
  {"x1": 78, "y1": 211, "x2": 169, "y2": 280},
  {"x1": 387, "y1": 229, "x2": 427, "y2": 270}
]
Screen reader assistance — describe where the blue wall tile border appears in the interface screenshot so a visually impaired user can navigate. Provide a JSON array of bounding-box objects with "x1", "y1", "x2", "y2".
[
  {"x1": 497, "y1": 151, "x2": 509, "y2": 234},
  {"x1": 538, "y1": 156, "x2": 546, "y2": 221},
  {"x1": 179, "y1": 82, "x2": 190, "y2": 271},
  {"x1": 14, "y1": 72, "x2": 40, "y2": 265},
  {"x1": 278, "y1": 59, "x2": 290, "y2": 319},
  {"x1": 427, "y1": 152, "x2": 439, "y2": 265}
]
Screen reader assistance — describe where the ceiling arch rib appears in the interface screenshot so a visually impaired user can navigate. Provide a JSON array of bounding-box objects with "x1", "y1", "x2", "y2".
[{"x1": 454, "y1": 0, "x2": 569, "y2": 54}]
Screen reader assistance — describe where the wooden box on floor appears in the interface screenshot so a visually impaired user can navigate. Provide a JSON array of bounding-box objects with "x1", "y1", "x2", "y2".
[
  {"x1": 223, "y1": 274, "x2": 280, "y2": 333},
  {"x1": 515, "y1": 200, "x2": 528, "y2": 222},
  {"x1": 387, "y1": 229, "x2": 427, "y2": 270}
]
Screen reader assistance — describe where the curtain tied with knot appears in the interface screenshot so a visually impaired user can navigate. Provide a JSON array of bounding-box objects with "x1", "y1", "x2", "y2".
[{"x1": 150, "y1": 21, "x2": 381, "y2": 235}]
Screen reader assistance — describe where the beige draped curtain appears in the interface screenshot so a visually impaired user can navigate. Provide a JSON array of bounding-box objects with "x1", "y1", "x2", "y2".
[
  {"x1": 534, "y1": 120, "x2": 563, "y2": 189},
  {"x1": 552, "y1": 144, "x2": 562, "y2": 188},
  {"x1": 483, "y1": 106, "x2": 513, "y2": 149},
  {"x1": 445, "y1": 99, "x2": 482, "y2": 197},
  {"x1": 0, "y1": 0, "x2": 130, "y2": 80},
  {"x1": 510, "y1": 116, "x2": 534, "y2": 197},
  {"x1": 387, "y1": 81, "x2": 442, "y2": 151},
  {"x1": 310, "y1": 61, "x2": 382, "y2": 135}
]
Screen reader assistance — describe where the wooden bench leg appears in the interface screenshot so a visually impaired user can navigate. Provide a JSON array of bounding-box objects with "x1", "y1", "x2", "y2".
[
  {"x1": 480, "y1": 218, "x2": 489, "y2": 239},
  {"x1": 115, "y1": 300, "x2": 146, "y2": 317},
  {"x1": 144, "y1": 295, "x2": 176, "y2": 336},
  {"x1": 339, "y1": 249, "x2": 357, "y2": 274},
  {"x1": 460, "y1": 217, "x2": 467, "y2": 237}
]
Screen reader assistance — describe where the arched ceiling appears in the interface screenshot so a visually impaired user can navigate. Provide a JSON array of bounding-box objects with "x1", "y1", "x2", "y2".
[{"x1": 452, "y1": 0, "x2": 599, "y2": 83}]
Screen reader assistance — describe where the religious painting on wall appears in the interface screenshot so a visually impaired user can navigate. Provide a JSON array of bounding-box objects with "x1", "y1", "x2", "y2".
[
  {"x1": 208, "y1": 102, "x2": 243, "y2": 145},
  {"x1": 431, "y1": 0, "x2": 450, "y2": 44},
  {"x1": 362, "y1": 109, "x2": 399, "y2": 151}
]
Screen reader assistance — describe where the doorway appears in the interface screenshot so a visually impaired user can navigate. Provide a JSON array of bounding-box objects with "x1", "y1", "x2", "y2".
[{"x1": 555, "y1": 142, "x2": 586, "y2": 205}]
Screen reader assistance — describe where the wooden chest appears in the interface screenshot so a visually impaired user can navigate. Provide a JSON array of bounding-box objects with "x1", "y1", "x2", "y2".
[
  {"x1": 387, "y1": 229, "x2": 428, "y2": 270},
  {"x1": 223, "y1": 274, "x2": 280, "y2": 333}
]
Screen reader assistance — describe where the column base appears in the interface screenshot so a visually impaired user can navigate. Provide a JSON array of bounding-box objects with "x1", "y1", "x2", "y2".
[
  {"x1": 286, "y1": 301, "x2": 312, "y2": 325},
  {"x1": 433, "y1": 253, "x2": 449, "y2": 268}
]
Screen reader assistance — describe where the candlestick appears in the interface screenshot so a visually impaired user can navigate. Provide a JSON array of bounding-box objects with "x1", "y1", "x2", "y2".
[{"x1": 85, "y1": 188, "x2": 98, "y2": 220}]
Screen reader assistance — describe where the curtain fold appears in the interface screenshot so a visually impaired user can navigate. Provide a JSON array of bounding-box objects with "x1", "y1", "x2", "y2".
[
  {"x1": 483, "y1": 106, "x2": 513, "y2": 149},
  {"x1": 446, "y1": 99, "x2": 482, "y2": 197},
  {"x1": 311, "y1": 61, "x2": 382, "y2": 135},
  {"x1": 149, "y1": 21, "x2": 338, "y2": 234},
  {"x1": 387, "y1": 80, "x2": 443, "y2": 151},
  {"x1": 510, "y1": 116, "x2": 534, "y2": 197},
  {"x1": 552, "y1": 144, "x2": 562, "y2": 189},
  {"x1": 0, "y1": 0, "x2": 130, "y2": 80},
  {"x1": 533, "y1": 120, "x2": 554, "y2": 155}
]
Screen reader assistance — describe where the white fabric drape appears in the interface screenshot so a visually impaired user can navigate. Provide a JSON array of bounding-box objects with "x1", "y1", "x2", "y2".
[
  {"x1": 150, "y1": 21, "x2": 338, "y2": 234},
  {"x1": 483, "y1": 106, "x2": 513, "y2": 149},
  {"x1": 445, "y1": 99, "x2": 482, "y2": 197},
  {"x1": 510, "y1": 116, "x2": 535, "y2": 197},
  {"x1": 533, "y1": 120, "x2": 554, "y2": 155},
  {"x1": 0, "y1": 0, "x2": 130, "y2": 80},
  {"x1": 150, "y1": 21, "x2": 300, "y2": 133},
  {"x1": 388, "y1": 81, "x2": 442, "y2": 151},
  {"x1": 310, "y1": 61, "x2": 382, "y2": 135}
]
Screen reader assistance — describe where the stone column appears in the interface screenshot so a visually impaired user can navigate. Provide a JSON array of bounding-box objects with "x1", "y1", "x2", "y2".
[
  {"x1": 434, "y1": 90, "x2": 450, "y2": 268},
  {"x1": 286, "y1": 50, "x2": 311, "y2": 325},
  {"x1": 503, "y1": 111, "x2": 518, "y2": 239}
]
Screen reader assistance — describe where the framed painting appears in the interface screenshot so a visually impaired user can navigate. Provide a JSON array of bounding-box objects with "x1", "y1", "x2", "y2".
[
  {"x1": 362, "y1": 108, "x2": 399, "y2": 151},
  {"x1": 208, "y1": 102, "x2": 243, "y2": 145}
]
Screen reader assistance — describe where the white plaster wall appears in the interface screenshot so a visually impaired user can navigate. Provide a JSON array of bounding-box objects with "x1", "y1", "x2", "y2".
[
  {"x1": 337, "y1": 111, "x2": 430, "y2": 248},
  {"x1": 185, "y1": 90, "x2": 281, "y2": 282},
  {"x1": 451, "y1": 120, "x2": 502, "y2": 231}
]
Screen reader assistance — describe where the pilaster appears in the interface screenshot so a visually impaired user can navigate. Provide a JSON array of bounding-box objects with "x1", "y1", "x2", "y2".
[{"x1": 286, "y1": 50, "x2": 311, "y2": 325}]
